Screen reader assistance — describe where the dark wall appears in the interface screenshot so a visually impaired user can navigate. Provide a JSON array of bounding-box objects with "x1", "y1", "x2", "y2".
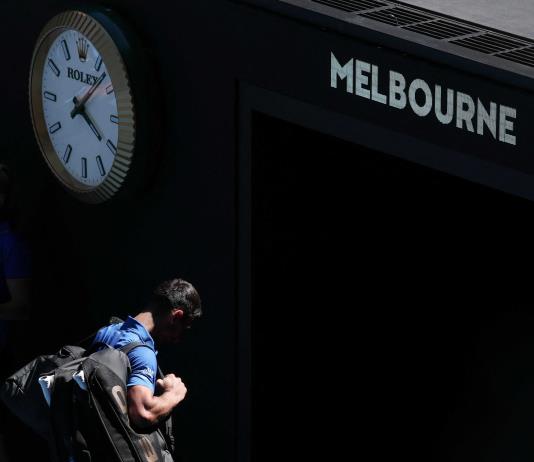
[
  {"x1": 3, "y1": 0, "x2": 534, "y2": 461},
  {"x1": 1, "y1": 1, "x2": 239, "y2": 461}
]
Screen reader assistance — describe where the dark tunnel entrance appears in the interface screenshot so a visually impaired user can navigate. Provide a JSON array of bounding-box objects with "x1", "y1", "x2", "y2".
[{"x1": 250, "y1": 111, "x2": 534, "y2": 461}]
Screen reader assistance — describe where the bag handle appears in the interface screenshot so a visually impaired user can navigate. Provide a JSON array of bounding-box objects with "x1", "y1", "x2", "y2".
[{"x1": 75, "y1": 316, "x2": 124, "y2": 349}]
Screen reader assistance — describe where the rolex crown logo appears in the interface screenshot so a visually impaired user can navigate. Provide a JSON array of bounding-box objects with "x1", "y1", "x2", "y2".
[{"x1": 76, "y1": 38, "x2": 89, "y2": 62}]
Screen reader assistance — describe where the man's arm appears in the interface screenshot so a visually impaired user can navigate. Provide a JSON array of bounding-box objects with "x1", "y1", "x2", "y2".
[
  {"x1": 127, "y1": 373, "x2": 187, "y2": 430},
  {"x1": 0, "y1": 278, "x2": 31, "y2": 320}
]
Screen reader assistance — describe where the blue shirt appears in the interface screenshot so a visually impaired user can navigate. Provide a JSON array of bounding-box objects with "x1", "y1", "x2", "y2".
[
  {"x1": 0, "y1": 221, "x2": 31, "y2": 303},
  {"x1": 0, "y1": 221, "x2": 31, "y2": 353},
  {"x1": 92, "y1": 316, "x2": 158, "y2": 393}
]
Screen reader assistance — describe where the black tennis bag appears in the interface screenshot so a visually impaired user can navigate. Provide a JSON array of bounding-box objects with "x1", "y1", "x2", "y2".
[
  {"x1": 1, "y1": 329, "x2": 175, "y2": 462},
  {"x1": 0, "y1": 344, "x2": 85, "y2": 442}
]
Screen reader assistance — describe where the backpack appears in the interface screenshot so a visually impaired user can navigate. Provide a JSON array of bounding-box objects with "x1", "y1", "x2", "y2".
[
  {"x1": 0, "y1": 321, "x2": 175, "y2": 462},
  {"x1": 0, "y1": 344, "x2": 85, "y2": 442}
]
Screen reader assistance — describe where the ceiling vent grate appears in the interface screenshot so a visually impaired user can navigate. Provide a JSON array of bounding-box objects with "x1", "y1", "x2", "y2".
[
  {"x1": 311, "y1": 0, "x2": 387, "y2": 13},
  {"x1": 304, "y1": 0, "x2": 534, "y2": 69},
  {"x1": 497, "y1": 47, "x2": 534, "y2": 67},
  {"x1": 359, "y1": 7, "x2": 433, "y2": 27},
  {"x1": 450, "y1": 33, "x2": 527, "y2": 54},
  {"x1": 402, "y1": 19, "x2": 478, "y2": 40}
]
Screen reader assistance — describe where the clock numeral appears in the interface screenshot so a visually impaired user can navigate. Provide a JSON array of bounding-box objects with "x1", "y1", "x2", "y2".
[
  {"x1": 61, "y1": 40, "x2": 71, "y2": 61},
  {"x1": 49, "y1": 122, "x2": 61, "y2": 134},
  {"x1": 95, "y1": 56, "x2": 103, "y2": 72},
  {"x1": 48, "y1": 59, "x2": 60, "y2": 77},
  {"x1": 96, "y1": 155, "x2": 106, "y2": 176},
  {"x1": 110, "y1": 115, "x2": 119, "y2": 124},
  {"x1": 63, "y1": 145, "x2": 72, "y2": 164},
  {"x1": 44, "y1": 91, "x2": 57, "y2": 102},
  {"x1": 81, "y1": 157, "x2": 87, "y2": 179},
  {"x1": 106, "y1": 140, "x2": 117, "y2": 156},
  {"x1": 106, "y1": 84, "x2": 114, "y2": 95}
]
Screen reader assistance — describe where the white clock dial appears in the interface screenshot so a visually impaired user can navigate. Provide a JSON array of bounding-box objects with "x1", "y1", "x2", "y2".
[
  {"x1": 30, "y1": 10, "x2": 137, "y2": 203},
  {"x1": 41, "y1": 29, "x2": 119, "y2": 188}
]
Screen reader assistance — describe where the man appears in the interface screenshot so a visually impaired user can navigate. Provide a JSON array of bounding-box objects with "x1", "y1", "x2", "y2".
[{"x1": 91, "y1": 278, "x2": 202, "y2": 430}]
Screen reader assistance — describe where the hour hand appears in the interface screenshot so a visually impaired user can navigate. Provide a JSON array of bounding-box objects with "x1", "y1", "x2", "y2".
[
  {"x1": 73, "y1": 97, "x2": 102, "y2": 141},
  {"x1": 70, "y1": 72, "x2": 106, "y2": 118}
]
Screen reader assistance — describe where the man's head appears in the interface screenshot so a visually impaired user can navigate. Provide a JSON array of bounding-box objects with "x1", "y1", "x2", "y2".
[{"x1": 148, "y1": 278, "x2": 202, "y2": 345}]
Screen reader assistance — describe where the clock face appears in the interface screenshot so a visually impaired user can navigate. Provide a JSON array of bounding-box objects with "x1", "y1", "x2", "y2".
[
  {"x1": 42, "y1": 30, "x2": 119, "y2": 188},
  {"x1": 30, "y1": 10, "x2": 136, "y2": 203}
]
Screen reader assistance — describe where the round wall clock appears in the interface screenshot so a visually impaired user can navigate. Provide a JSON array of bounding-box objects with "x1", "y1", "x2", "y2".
[{"x1": 29, "y1": 10, "x2": 136, "y2": 203}]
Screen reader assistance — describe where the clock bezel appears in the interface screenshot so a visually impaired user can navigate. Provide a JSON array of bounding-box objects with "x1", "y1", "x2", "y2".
[{"x1": 29, "y1": 10, "x2": 136, "y2": 204}]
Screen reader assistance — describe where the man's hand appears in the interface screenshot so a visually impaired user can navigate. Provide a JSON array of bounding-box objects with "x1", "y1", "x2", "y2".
[
  {"x1": 156, "y1": 374, "x2": 187, "y2": 403},
  {"x1": 128, "y1": 375, "x2": 187, "y2": 432}
]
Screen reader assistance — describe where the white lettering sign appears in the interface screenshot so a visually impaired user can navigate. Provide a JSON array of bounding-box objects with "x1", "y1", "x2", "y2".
[{"x1": 330, "y1": 52, "x2": 517, "y2": 146}]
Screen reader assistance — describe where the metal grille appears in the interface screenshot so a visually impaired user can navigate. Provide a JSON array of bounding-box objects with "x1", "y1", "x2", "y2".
[
  {"x1": 497, "y1": 47, "x2": 534, "y2": 67},
  {"x1": 303, "y1": 0, "x2": 534, "y2": 68},
  {"x1": 311, "y1": 0, "x2": 386, "y2": 13},
  {"x1": 451, "y1": 33, "x2": 526, "y2": 54},
  {"x1": 403, "y1": 19, "x2": 477, "y2": 40},
  {"x1": 359, "y1": 7, "x2": 432, "y2": 26}
]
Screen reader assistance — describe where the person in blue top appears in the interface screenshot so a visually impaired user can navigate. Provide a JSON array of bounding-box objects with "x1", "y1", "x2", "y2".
[
  {"x1": 92, "y1": 278, "x2": 202, "y2": 430},
  {"x1": 0, "y1": 164, "x2": 32, "y2": 462},
  {"x1": 0, "y1": 164, "x2": 31, "y2": 320}
]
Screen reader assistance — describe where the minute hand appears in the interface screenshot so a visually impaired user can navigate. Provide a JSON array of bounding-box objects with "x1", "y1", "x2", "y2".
[
  {"x1": 73, "y1": 97, "x2": 102, "y2": 141},
  {"x1": 70, "y1": 72, "x2": 107, "y2": 118}
]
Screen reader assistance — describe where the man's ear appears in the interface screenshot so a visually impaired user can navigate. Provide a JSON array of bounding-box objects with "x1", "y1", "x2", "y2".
[{"x1": 172, "y1": 308, "x2": 184, "y2": 321}]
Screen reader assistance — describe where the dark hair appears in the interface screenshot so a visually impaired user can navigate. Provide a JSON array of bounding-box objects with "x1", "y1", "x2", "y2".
[{"x1": 150, "y1": 278, "x2": 202, "y2": 320}]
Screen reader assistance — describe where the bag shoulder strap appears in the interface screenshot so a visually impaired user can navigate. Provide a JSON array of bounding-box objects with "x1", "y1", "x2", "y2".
[
  {"x1": 118, "y1": 341, "x2": 164, "y2": 379},
  {"x1": 119, "y1": 341, "x2": 152, "y2": 355},
  {"x1": 75, "y1": 316, "x2": 125, "y2": 350}
]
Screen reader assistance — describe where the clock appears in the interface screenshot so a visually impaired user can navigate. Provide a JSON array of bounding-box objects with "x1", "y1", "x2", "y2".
[{"x1": 29, "y1": 10, "x2": 136, "y2": 204}]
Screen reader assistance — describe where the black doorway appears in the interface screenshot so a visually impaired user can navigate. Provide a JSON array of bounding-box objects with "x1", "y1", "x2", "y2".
[{"x1": 250, "y1": 111, "x2": 534, "y2": 461}]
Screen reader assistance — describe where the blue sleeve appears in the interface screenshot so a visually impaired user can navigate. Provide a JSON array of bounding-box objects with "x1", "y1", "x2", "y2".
[
  {"x1": 127, "y1": 345, "x2": 158, "y2": 393},
  {"x1": 4, "y1": 233, "x2": 31, "y2": 279}
]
